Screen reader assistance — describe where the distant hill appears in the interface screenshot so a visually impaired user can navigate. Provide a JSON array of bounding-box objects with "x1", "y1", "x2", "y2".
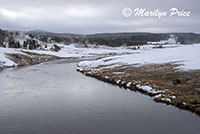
[
  {"x1": 28, "y1": 30, "x2": 54, "y2": 34},
  {"x1": 1, "y1": 28, "x2": 200, "y2": 47},
  {"x1": 86, "y1": 33, "x2": 200, "y2": 46},
  {"x1": 27, "y1": 30, "x2": 200, "y2": 46}
]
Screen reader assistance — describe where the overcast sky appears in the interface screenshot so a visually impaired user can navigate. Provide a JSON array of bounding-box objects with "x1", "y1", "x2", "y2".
[{"x1": 0, "y1": 0, "x2": 199, "y2": 34}]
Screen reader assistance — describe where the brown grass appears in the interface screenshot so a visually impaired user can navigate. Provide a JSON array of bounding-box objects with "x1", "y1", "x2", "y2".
[{"x1": 78, "y1": 63, "x2": 200, "y2": 116}]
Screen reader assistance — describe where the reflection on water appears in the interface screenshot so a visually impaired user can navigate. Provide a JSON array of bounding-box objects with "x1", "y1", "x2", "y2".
[{"x1": 0, "y1": 59, "x2": 200, "y2": 134}]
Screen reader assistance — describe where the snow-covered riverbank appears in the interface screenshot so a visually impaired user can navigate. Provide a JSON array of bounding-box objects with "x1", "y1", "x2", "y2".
[
  {"x1": 0, "y1": 48, "x2": 20, "y2": 69},
  {"x1": 0, "y1": 44, "x2": 135, "y2": 70},
  {"x1": 77, "y1": 44, "x2": 200, "y2": 116},
  {"x1": 78, "y1": 44, "x2": 200, "y2": 71}
]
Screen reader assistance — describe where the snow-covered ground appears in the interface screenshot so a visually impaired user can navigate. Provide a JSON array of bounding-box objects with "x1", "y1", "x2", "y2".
[
  {"x1": 22, "y1": 43, "x2": 135, "y2": 58},
  {"x1": 1, "y1": 43, "x2": 200, "y2": 71},
  {"x1": 0, "y1": 48, "x2": 20, "y2": 67},
  {"x1": 0, "y1": 43, "x2": 134, "y2": 68},
  {"x1": 78, "y1": 44, "x2": 200, "y2": 71}
]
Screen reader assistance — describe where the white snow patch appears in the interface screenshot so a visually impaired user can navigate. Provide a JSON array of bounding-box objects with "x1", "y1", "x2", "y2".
[
  {"x1": 171, "y1": 95, "x2": 176, "y2": 99},
  {"x1": 112, "y1": 72, "x2": 124, "y2": 75},
  {"x1": 154, "y1": 94, "x2": 162, "y2": 98},
  {"x1": 116, "y1": 80, "x2": 121, "y2": 84},
  {"x1": 105, "y1": 76, "x2": 109, "y2": 79},
  {"x1": 126, "y1": 82, "x2": 132, "y2": 87},
  {"x1": 136, "y1": 85, "x2": 160, "y2": 94},
  {"x1": 78, "y1": 44, "x2": 200, "y2": 71},
  {"x1": 0, "y1": 48, "x2": 21, "y2": 67},
  {"x1": 161, "y1": 98, "x2": 171, "y2": 102}
]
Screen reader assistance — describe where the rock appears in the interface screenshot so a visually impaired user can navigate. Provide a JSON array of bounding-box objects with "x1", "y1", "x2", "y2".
[
  {"x1": 172, "y1": 79, "x2": 181, "y2": 84},
  {"x1": 190, "y1": 100, "x2": 200, "y2": 105},
  {"x1": 50, "y1": 44, "x2": 61, "y2": 52}
]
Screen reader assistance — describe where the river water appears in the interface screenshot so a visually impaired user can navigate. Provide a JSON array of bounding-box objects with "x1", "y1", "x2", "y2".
[{"x1": 0, "y1": 59, "x2": 200, "y2": 134}]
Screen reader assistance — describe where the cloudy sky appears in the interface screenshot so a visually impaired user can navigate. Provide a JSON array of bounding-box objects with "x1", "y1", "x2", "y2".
[{"x1": 0, "y1": 0, "x2": 199, "y2": 34}]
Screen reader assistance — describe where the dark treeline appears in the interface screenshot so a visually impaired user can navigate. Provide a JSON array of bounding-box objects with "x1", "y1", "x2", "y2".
[
  {"x1": 28, "y1": 31, "x2": 200, "y2": 46},
  {"x1": 1, "y1": 29, "x2": 200, "y2": 47},
  {"x1": 0, "y1": 29, "x2": 9, "y2": 46}
]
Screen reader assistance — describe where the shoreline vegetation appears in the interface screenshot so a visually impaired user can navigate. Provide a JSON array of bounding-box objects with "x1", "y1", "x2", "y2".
[
  {"x1": 0, "y1": 51, "x2": 62, "y2": 72},
  {"x1": 76, "y1": 44, "x2": 200, "y2": 116},
  {"x1": 77, "y1": 63, "x2": 200, "y2": 116}
]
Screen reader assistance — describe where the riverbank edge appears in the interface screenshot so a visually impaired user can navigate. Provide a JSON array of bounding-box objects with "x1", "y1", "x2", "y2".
[
  {"x1": 0, "y1": 51, "x2": 64, "y2": 72},
  {"x1": 77, "y1": 67, "x2": 200, "y2": 117}
]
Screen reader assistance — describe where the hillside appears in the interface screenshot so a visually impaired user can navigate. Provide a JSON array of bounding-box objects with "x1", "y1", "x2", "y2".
[{"x1": 1, "y1": 28, "x2": 200, "y2": 47}]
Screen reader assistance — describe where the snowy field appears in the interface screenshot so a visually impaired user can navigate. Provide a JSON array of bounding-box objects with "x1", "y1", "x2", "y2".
[
  {"x1": 22, "y1": 43, "x2": 135, "y2": 58},
  {"x1": 0, "y1": 43, "x2": 135, "y2": 68},
  {"x1": 78, "y1": 44, "x2": 200, "y2": 71},
  {"x1": 1, "y1": 43, "x2": 200, "y2": 71}
]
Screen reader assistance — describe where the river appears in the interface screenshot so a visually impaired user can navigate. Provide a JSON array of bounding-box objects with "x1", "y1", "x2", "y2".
[{"x1": 0, "y1": 59, "x2": 200, "y2": 134}]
